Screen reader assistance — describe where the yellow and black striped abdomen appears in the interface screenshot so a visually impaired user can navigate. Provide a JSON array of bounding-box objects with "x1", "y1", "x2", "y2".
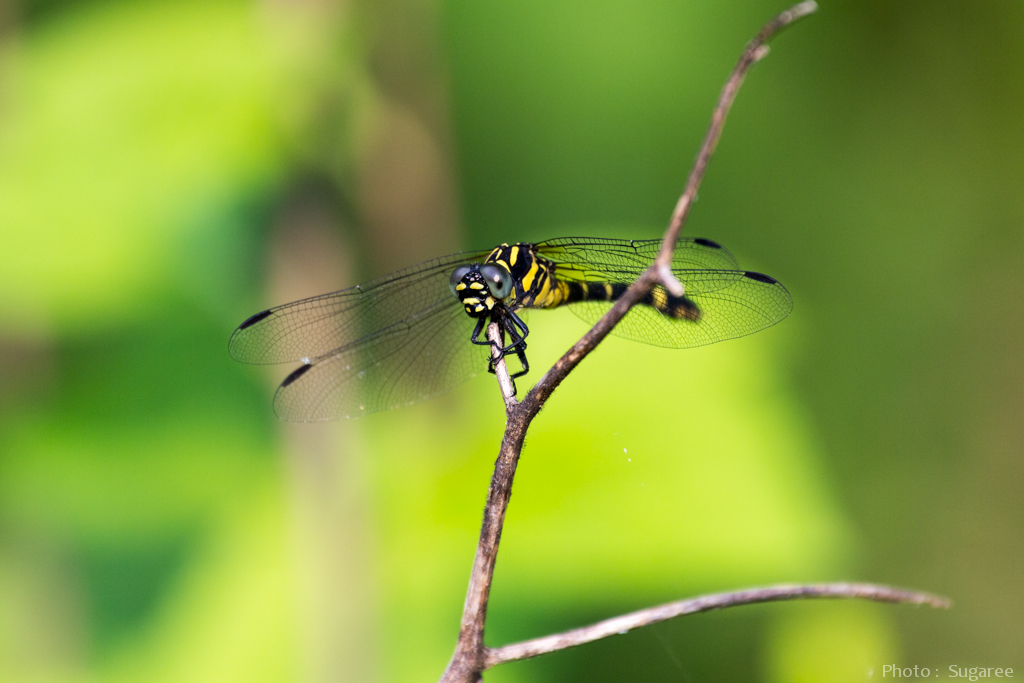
[{"x1": 557, "y1": 280, "x2": 700, "y2": 320}]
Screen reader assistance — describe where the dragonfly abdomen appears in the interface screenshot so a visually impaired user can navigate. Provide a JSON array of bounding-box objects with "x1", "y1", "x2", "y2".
[{"x1": 560, "y1": 281, "x2": 700, "y2": 320}]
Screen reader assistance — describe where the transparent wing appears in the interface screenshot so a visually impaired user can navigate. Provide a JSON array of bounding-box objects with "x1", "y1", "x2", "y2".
[
  {"x1": 566, "y1": 269, "x2": 793, "y2": 348},
  {"x1": 535, "y1": 236, "x2": 740, "y2": 284},
  {"x1": 273, "y1": 299, "x2": 490, "y2": 421},
  {"x1": 534, "y1": 236, "x2": 789, "y2": 347},
  {"x1": 230, "y1": 237, "x2": 788, "y2": 420},
  {"x1": 229, "y1": 249, "x2": 493, "y2": 365}
]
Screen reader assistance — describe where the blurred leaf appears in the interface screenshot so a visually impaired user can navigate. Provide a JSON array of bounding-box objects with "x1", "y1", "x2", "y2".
[
  {"x1": 0, "y1": 0, "x2": 294, "y2": 333},
  {"x1": 79, "y1": 531, "x2": 200, "y2": 658}
]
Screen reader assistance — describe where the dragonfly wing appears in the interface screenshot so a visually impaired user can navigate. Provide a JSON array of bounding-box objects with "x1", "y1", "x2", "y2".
[
  {"x1": 565, "y1": 270, "x2": 792, "y2": 349},
  {"x1": 273, "y1": 299, "x2": 490, "y2": 421},
  {"x1": 229, "y1": 249, "x2": 493, "y2": 365},
  {"x1": 536, "y1": 236, "x2": 740, "y2": 282}
]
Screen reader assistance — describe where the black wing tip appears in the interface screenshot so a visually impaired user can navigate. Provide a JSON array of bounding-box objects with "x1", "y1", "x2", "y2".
[
  {"x1": 743, "y1": 271, "x2": 779, "y2": 284},
  {"x1": 280, "y1": 363, "x2": 313, "y2": 388},
  {"x1": 693, "y1": 237, "x2": 723, "y2": 249},
  {"x1": 238, "y1": 308, "x2": 273, "y2": 330}
]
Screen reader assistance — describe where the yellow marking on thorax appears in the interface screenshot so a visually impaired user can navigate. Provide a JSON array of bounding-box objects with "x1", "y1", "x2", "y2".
[
  {"x1": 533, "y1": 273, "x2": 552, "y2": 306},
  {"x1": 509, "y1": 246, "x2": 520, "y2": 266},
  {"x1": 469, "y1": 282, "x2": 485, "y2": 290},
  {"x1": 455, "y1": 283, "x2": 467, "y2": 291},
  {"x1": 485, "y1": 296, "x2": 495, "y2": 309},
  {"x1": 463, "y1": 297, "x2": 481, "y2": 305},
  {"x1": 520, "y1": 261, "x2": 539, "y2": 291}
]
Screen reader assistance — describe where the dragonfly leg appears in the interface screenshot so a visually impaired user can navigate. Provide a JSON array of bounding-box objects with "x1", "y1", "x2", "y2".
[
  {"x1": 470, "y1": 313, "x2": 523, "y2": 354},
  {"x1": 489, "y1": 313, "x2": 530, "y2": 383},
  {"x1": 506, "y1": 310, "x2": 530, "y2": 344},
  {"x1": 473, "y1": 314, "x2": 515, "y2": 363},
  {"x1": 469, "y1": 316, "x2": 489, "y2": 346},
  {"x1": 495, "y1": 310, "x2": 529, "y2": 355},
  {"x1": 508, "y1": 344, "x2": 530, "y2": 380},
  {"x1": 482, "y1": 317, "x2": 510, "y2": 370},
  {"x1": 484, "y1": 323, "x2": 520, "y2": 394}
]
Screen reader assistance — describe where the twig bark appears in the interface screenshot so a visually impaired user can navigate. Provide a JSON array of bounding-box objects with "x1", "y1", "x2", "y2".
[
  {"x1": 487, "y1": 322, "x2": 519, "y2": 414},
  {"x1": 656, "y1": 0, "x2": 819, "y2": 295},
  {"x1": 441, "y1": 328, "x2": 522, "y2": 681},
  {"x1": 484, "y1": 583, "x2": 951, "y2": 667},
  {"x1": 438, "y1": 4, "x2": 950, "y2": 682},
  {"x1": 442, "y1": 414, "x2": 528, "y2": 681}
]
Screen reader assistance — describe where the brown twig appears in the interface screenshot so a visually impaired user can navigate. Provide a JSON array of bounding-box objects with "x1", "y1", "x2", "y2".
[
  {"x1": 437, "y1": 4, "x2": 933, "y2": 682},
  {"x1": 441, "y1": 405, "x2": 530, "y2": 681},
  {"x1": 487, "y1": 322, "x2": 519, "y2": 415},
  {"x1": 522, "y1": 0, "x2": 818, "y2": 414},
  {"x1": 656, "y1": 0, "x2": 819, "y2": 296},
  {"x1": 485, "y1": 583, "x2": 951, "y2": 667}
]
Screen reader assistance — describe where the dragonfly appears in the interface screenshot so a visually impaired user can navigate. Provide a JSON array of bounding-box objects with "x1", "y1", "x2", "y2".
[{"x1": 229, "y1": 237, "x2": 792, "y2": 421}]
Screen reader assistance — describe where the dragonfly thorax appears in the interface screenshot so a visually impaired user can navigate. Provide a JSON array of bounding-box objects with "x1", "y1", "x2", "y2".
[{"x1": 449, "y1": 263, "x2": 513, "y2": 318}]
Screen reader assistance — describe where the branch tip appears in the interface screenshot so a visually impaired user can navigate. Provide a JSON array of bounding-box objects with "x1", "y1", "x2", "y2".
[
  {"x1": 784, "y1": 0, "x2": 819, "y2": 22},
  {"x1": 657, "y1": 264, "x2": 685, "y2": 297},
  {"x1": 484, "y1": 582, "x2": 951, "y2": 668},
  {"x1": 487, "y1": 322, "x2": 519, "y2": 413}
]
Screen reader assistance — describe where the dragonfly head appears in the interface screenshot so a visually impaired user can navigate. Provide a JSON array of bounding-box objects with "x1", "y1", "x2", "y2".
[{"x1": 450, "y1": 263, "x2": 513, "y2": 318}]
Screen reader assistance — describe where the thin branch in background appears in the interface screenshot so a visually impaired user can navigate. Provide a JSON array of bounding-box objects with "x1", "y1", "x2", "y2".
[
  {"x1": 441, "y1": 3, "x2": 948, "y2": 682},
  {"x1": 484, "y1": 583, "x2": 951, "y2": 668}
]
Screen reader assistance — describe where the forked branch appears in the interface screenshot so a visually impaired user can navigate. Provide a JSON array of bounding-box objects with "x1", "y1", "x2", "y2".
[{"x1": 440, "y1": 4, "x2": 948, "y2": 683}]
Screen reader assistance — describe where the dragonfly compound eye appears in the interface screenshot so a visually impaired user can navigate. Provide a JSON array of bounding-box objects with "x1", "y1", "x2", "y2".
[
  {"x1": 449, "y1": 265, "x2": 474, "y2": 296},
  {"x1": 480, "y1": 264, "x2": 513, "y2": 299}
]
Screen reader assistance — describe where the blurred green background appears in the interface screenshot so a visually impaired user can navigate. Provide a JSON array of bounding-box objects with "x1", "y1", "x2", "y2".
[{"x1": 1, "y1": 0, "x2": 1021, "y2": 681}]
